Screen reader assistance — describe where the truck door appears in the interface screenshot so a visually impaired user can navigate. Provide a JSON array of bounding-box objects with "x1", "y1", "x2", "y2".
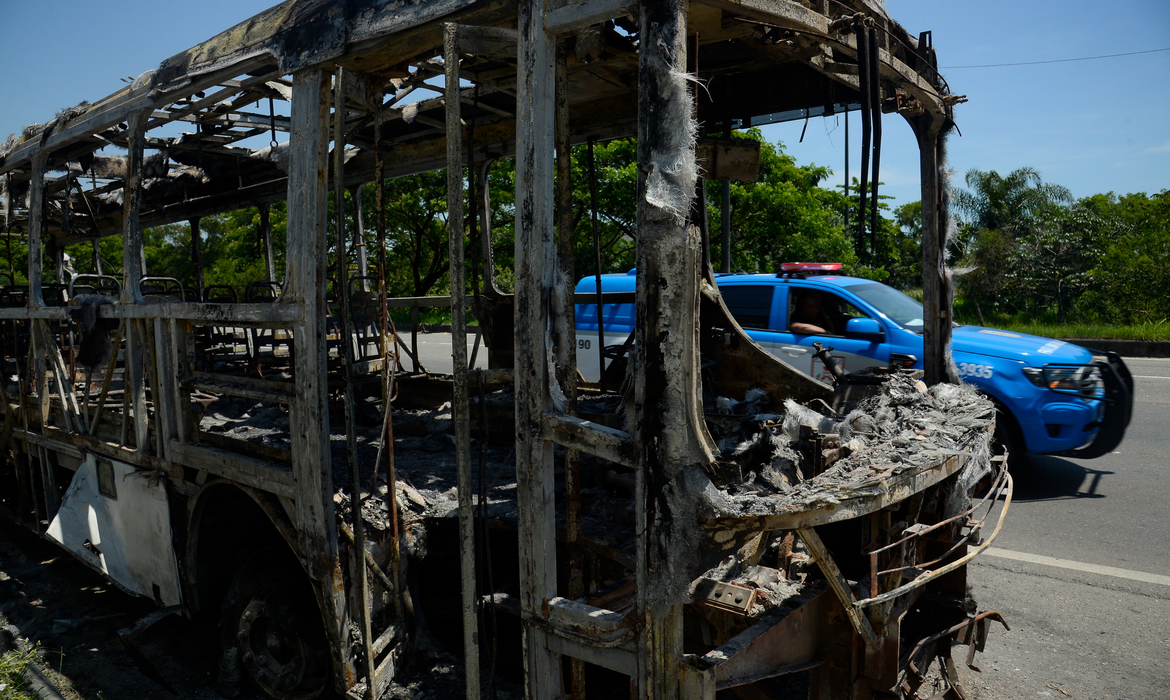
[
  {"x1": 772, "y1": 286, "x2": 890, "y2": 384},
  {"x1": 720, "y1": 284, "x2": 783, "y2": 356}
]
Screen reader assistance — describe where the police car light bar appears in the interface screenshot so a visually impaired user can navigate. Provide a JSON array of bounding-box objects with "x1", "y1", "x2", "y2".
[{"x1": 778, "y1": 262, "x2": 843, "y2": 272}]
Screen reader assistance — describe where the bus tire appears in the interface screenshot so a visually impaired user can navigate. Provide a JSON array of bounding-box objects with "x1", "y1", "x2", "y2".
[{"x1": 220, "y1": 549, "x2": 330, "y2": 700}]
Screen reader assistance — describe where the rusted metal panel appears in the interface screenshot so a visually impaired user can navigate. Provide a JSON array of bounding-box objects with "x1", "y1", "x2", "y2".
[
  {"x1": 797, "y1": 526, "x2": 880, "y2": 650},
  {"x1": 695, "y1": 138, "x2": 761, "y2": 182},
  {"x1": 706, "y1": 587, "x2": 829, "y2": 689}
]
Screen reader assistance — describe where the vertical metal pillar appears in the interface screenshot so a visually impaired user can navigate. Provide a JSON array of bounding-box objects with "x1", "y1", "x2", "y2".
[
  {"x1": 720, "y1": 119, "x2": 731, "y2": 273},
  {"x1": 373, "y1": 102, "x2": 403, "y2": 617},
  {"x1": 92, "y1": 239, "x2": 103, "y2": 276},
  {"x1": 122, "y1": 111, "x2": 148, "y2": 302},
  {"x1": 123, "y1": 111, "x2": 150, "y2": 453},
  {"x1": 259, "y1": 203, "x2": 276, "y2": 282},
  {"x1": 350, "y1": 186, "x2": 370, "y2": 287},
  {"x1": 335, "y1": 68, "x2": 378, "y2": 700},
  {"x1": 554, "y1": 36, "x2": 586, "y2": 700},
  {"x1": 27, "y1": 155, "x2": 47, "y2": 307},
  {"x1": 919, "y1": 116, "x2": 952, "y2": 385},
  {"x1": 285, "y1": 67, "x2": 354, "y2": 690},
  {"x1": 444, "y1": 24, "x2": 481, "y2": 700},
  {"x1": 635, "y1": 0, "x2": 715, "y2": 697},
  {"x1": 27, "y1": 155, "x2": 51, "y2": 432},
  {"x1": 515, "y1": 0, "x2": 563, "y2": 696},
  {"x1": 190, "y1": 217, "x2": 205, "y2": 301},
  {"x1": 844, "y1": 109, "x2": 849, "y2": 235}
]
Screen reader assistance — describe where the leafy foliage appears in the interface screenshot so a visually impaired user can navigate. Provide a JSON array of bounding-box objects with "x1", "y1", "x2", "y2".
[
  {"x1": 951, "y1": 167, "x2": 1072, "y2": 259},
  {"x1": 1078, "y1": 190, "x2": 1170, "y2": 324},
  {"x1": 888, "y1": 200, "x2": 923, "y2": 289},
  {"x1": 950, "y1": 164, "x2": 1168, "y2": 329},
  {"x1": 4, "y1": 137, "x2": 1163, "y2": 337},
  {"x1": 0, "y1": 642, "x2": 37, "y2": 700},
  {"x1": 952, "y1": 167, "x2": 1077, "y2": 317},
  {"x1": 711, "y1": 129, "x2": 860, "y2": 275}
]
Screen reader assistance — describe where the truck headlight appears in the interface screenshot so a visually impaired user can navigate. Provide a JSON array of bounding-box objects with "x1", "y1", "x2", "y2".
[{"x1": 1022, "y1": 365, "x2": 1103, "y2": 400}]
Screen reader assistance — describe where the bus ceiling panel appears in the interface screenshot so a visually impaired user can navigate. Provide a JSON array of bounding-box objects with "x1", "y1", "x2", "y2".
[
  {"x1": 699, "y1": 63, "x2": 857, "y2": 127},
  {"x1": 151, "y1": 0, "x2": 503, "y2": 93}
]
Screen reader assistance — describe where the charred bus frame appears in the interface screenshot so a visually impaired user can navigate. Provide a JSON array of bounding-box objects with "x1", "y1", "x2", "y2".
[{"x1": 0, "y1": 0, "x2": 1005, "y2": 698}]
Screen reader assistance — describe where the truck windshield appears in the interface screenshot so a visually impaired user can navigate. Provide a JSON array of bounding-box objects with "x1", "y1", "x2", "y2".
[{"x1": 849, "y1": 283, "x2": 925, "y2": 331}]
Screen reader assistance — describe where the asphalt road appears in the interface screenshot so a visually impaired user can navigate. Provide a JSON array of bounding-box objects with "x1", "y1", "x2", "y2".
[
  {"x1": 397, "y1": 330, "x2": 488, "y2": 375},
  {"x1": 960, "y1": 357, "x2": 1170, "y2": 699}
]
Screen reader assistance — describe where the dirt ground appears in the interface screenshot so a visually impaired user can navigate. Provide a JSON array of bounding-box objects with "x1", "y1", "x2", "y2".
[
  {"x1": 0, "y1": 519, "x2": 528, "y2": 700},
  {"x1": 0, "y1": 521, "x2": 228, "y2": 700}
]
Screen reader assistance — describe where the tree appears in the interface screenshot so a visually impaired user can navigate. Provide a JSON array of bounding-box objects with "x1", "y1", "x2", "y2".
[
  {"x1": 951, "y1": 167, "x2": 1073, "y2": 257},
  {"x1": 952, "y1": 167, "x2": 1073, "y2": 313},
  {"x1": 1002, "y1": 199, "x2": 1119, "y2": 320},
  {"x1": 1079, "y1": 190, "x2": 1170, "y2": 324},
  {"x1": 888, "y1": 200, "x2": 923, "y2": 289},
  {"x1": 567, "y1": 138, "x2": 640, "y2": 280},
  {"x1": 711, "y1": 129, "x2": 859, "y2": 275}
]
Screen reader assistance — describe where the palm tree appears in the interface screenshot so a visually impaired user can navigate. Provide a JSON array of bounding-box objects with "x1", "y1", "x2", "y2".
[
  {"x1": 951, "y1": 167, "x2": 1072, "y2": 319},
  {"x1": 951, "y1": 167, "x2": 1072, "y2": 255}
]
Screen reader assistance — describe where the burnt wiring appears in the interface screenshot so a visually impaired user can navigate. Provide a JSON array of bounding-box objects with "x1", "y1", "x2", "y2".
[
  {"x1": 855, "y1": 15, "x2": 871, "y2": 259},
  {"x1": 868, "y1": 19, "x2": 882, "y2": 258}
]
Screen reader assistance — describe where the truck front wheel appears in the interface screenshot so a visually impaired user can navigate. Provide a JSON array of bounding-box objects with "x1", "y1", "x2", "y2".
[{"x1": 992, "y1": 402, "x2": 1024, "y2": 462}]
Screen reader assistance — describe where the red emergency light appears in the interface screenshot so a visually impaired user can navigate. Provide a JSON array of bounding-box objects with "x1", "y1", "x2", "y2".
[{"x1": 779, "y1": 262, "x2": 843, "y2": 272}]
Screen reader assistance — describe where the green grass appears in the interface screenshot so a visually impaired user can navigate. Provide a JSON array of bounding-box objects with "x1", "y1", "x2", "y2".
[
  {"x1": 392, "y1": 293, "x2": 1170, "y2": 340},
  {"x1": 899, "y1": 289, "x2": 1170, "y2": 341},
  {"x1": 0, "y1": 645, "x2": 37, "y2": 700},
  {"x1": 388, "y1": 307, "x2": 476, "y2": 328},
  {"x1": 957, "y1": 317, "x2": 1170, "y2": 341},
  {"x1": 952, "y1": 299, "x2": 1170, "y2": 341}
]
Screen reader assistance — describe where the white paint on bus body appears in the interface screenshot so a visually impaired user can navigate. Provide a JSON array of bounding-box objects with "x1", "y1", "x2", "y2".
[{"x1": 48, "y1": 454, "x2": 183, "y2": 605}]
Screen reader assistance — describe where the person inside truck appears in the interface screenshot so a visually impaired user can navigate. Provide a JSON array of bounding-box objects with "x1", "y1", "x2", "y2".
[{"x1": 789, "y1": 291, "x2": 838, "y2": 335}]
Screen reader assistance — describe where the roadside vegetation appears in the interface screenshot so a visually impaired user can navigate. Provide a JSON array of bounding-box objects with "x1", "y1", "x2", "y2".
[
  {"x1": 0, "y1": 645, "x2": 35, "y2": 700},
  {"x1": 1, "y1": 131, "x2": 1163, "y2": 340}
]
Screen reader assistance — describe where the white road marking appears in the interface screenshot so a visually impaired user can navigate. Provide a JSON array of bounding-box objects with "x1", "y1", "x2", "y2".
[
  {"x1": 984, "y1": 547, "x2": 1170, "y2": 587},
  {"x1": 1132, "y1": 375, "x2": 1170, "y2": 379}
]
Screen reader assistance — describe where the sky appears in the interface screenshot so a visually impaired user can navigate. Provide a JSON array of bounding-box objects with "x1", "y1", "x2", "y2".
[{"x1": 1, "y1": 0, "x2": 1167, "y2": 212}]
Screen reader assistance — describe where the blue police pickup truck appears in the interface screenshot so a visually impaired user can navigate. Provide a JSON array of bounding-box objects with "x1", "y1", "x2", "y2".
[{"x1": 574, "y1": 264, "x2": 1133, "y2": 458}]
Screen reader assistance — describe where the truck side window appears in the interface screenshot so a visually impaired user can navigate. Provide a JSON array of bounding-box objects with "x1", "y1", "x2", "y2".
[
  {"x1": 789, "y1": 290, "x2": 872, "y2": 336},
  {"x1": 721, "y1": 285, "x2": 774, "y2": 329}
]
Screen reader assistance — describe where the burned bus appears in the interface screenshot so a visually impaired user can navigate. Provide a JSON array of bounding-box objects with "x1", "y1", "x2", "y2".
[{"x1": 0, "y1": 0, "x2": 1009, "y2": 698}]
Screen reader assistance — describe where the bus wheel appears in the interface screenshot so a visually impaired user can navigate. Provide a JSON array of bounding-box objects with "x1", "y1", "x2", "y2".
[{"x1": 220, "y1": 550, "x2": 330, "y2": 700}]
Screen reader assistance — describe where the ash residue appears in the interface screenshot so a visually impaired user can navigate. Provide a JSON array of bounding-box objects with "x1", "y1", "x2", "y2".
[{"x1": 707, "y1": 372, "x2": 995, "y2": 515}]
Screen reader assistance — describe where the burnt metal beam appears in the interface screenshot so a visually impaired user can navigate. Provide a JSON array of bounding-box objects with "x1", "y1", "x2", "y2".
[
  {"x1": 514, "y1": 0, "x2": 563, "y2": 695},
  {"x1": 284, "y1": 66, "x2": 356, "y2": 693},
  {"x1": 444, "y1": 23, "x2": 481, "y2": 700},
  {"x1": 918, "y1": 116, "x2": 954, "y2": 385},
  {"x1": 633, "y1": 0, "x2": 719, "y2": 696}
]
